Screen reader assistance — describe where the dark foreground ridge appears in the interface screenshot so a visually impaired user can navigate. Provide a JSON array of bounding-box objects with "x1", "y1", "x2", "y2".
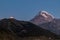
[{"x1": 0, "y1": 18, "x2": 58, "y2": 40}]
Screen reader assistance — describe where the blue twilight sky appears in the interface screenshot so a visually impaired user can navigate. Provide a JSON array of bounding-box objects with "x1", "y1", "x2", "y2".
[{"x1": 0, "y1": 0, "x2": 60, "y2": 21}]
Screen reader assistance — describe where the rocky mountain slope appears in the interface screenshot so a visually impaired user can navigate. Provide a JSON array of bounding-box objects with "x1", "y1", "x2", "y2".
[
  {"x1": 31, "y1": 11, "x2": 60, "y2": 36},
  {"x1": 31, "y1": 11, "x2": 54, "y2": 25},
  {"x1": 39, "y1": 19, "x2": 60, "y2": 35}
]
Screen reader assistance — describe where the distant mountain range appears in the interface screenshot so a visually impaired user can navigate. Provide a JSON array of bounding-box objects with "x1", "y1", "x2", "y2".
[
  {"x1": 0, "y1": 18, "x2": 56, "y2": 37},
  {"x1": 0, "y1": 18, "x2": 58, "y2": 40},
  {"x1": 31, "y1": 11, "x2": 60, "y2": 35},
  {"x1": 0, "y1": 11, "x2": 60, "y2": 40}
]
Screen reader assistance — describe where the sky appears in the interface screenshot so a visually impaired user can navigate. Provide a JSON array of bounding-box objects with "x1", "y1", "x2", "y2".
[{"x1": 0, "y1": 0, "x2": 60, "y2": 21}]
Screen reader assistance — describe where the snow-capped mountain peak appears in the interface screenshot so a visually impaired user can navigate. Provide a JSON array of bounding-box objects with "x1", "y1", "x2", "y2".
[
  {"x1": 39, "y1": 11, "x2": 54, "y2": 18},
  {"x1": 10, "y1": 16, "x2": 14, "y2": 18},
  {"x1": 41, "y1": 11, "x2": 49, "y2": 14},
  {"x1": 31, "y1": 11, "x2": 54, "y2": 25},
  {"x1": 40, "y1": 12, "x2": 48, "y2": 18}
]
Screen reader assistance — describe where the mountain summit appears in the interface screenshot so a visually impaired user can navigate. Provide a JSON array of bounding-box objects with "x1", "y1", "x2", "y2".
[
  {"x1": 31, "y1": 11, "x2": 60, "y2": 35},
  {"x1": 31, "y1": 11, "x2": 54, "y2": 25}
]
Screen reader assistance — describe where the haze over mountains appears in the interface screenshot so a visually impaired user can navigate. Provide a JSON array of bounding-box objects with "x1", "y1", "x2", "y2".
[{"x1": 31, "y1": 11, "x2": 60, "y2": 35}]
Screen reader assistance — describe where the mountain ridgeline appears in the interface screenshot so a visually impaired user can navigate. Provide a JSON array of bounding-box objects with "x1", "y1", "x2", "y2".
[
  {"x1": 31, "y1": 11, "x2": 54, "y2": 25},
  {"x1": 0, "y1": 18, "x2": 57, "y2": 40},
  {"x1": 0, "y1": 11, "x2": 60, "y2": 40},
  {"x1": 31, "y1": 11, "x2": 60, "y2": 36}
]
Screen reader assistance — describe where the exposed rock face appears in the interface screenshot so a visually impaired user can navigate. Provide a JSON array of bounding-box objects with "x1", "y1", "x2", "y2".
[
  {"x1": 30, "y1": 11, "x2": 60, "y2": 38},
  {"x1": 0, "y1": 18, "x2": 57, "y2": 40},
  {"x1": 39, "y1": 19, "x2": 60, "y2": 35},
  {"x1": 31, "y1": 11, "x2": 54, "y2": 25}
]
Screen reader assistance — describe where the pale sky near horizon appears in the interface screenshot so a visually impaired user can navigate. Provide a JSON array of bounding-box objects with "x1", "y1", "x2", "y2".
[{"x1": 0, "y1": 0, "x2": 60, "y2": 21}]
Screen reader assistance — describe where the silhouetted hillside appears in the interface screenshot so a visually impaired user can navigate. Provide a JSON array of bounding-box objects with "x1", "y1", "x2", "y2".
[{"x1": 0, "y1": 18, "x2": 57, "y2": 40}]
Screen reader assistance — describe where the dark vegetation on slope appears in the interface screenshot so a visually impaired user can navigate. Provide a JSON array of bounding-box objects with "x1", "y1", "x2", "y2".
[{"x1": 0, "y1": 18, "x2": 58, "y2": 40}]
